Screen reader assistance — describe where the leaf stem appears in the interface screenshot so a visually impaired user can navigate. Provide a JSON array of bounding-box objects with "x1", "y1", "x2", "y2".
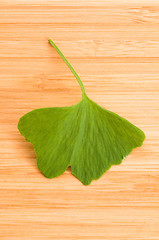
[{"x1": 48, "y1": 39, "x2": 86, "y2": 96}]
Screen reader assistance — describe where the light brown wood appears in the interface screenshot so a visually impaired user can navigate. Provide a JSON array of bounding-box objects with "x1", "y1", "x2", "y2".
[{"x1": 0, "y1": 0, "x2": 159, "y2": 239}]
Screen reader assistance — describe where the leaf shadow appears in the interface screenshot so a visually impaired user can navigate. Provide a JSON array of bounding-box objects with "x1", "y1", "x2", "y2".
[{"x1": 67, "y1": 166, "x2": 72, "y2": 173}]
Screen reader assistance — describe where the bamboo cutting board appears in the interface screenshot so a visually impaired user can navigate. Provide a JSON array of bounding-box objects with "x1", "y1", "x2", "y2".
[{"x1": 0, "y1": 0, "x2": 159, "y2": 239}]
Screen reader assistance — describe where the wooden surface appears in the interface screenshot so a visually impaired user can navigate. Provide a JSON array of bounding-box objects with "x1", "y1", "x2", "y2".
[{"x1": 0, "y1": 0, "x2": 159, "y2": 239}]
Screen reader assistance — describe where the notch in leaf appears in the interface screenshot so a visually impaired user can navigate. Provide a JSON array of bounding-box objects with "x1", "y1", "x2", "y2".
[{"x1": 18, "y1": 39, "x2": 145, "y2": 185}]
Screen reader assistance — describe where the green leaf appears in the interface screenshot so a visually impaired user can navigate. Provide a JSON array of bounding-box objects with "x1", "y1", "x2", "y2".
[{"x1": 18, "y1": 39, "x2": 145, "y2": 185}]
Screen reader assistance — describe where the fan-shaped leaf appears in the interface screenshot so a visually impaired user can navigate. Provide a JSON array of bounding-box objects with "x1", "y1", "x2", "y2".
[{"x1": 18, "y1": 40, "x2": 145, "y2": 185}]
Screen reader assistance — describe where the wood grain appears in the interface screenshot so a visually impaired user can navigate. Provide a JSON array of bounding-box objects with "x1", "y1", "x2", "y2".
[{"x1": 0, "y1": 0, "x2": 159, "y2": 239}]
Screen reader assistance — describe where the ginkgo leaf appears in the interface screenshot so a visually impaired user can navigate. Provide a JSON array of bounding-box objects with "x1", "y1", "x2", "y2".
[{"x1": 18, "y1": 39, "x2": 145, "y2": 185}]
